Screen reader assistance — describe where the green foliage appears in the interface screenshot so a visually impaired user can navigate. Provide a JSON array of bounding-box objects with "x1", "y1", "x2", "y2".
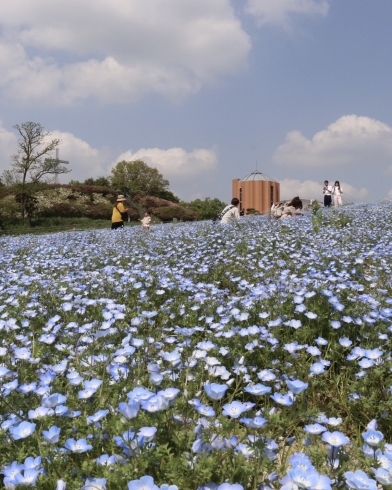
[
  {"x1": 83, "y1": 176, "x2": 112, "y2": 187},
  {"x1": 246, "y1": 208, "x2": 260, "y2": 215},
  {"x1": 325, "y1": 209, "x2": 353, "y2": 229},
  {"x1": 311, "y1": 200, "x2": 321, "y2": 215},
  {"x1": 151, "y1": 206, "x2": 197, "y2": 222},
  {"x1": 111, "y1": 160, "x2": 170, "y2": 198},
  {"x1": 181, "y1": 197, "x2": 227, "y2": 220},
  {"x1": 312, "y1": 204, "x2": 353, "y2": 233},
  {"x1": 312, "y1": 208, "x2": 323, "y2": 232},
  {"x1": 153, "y1": 188, "x2": 180, "y2": 203}
]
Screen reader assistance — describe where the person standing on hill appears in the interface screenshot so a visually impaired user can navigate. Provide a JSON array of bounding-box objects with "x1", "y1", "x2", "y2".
[
  {"x1": 323, "y1": 180, "x2": 333, "y2": 207},
  {"x1": 111, "y1": 195, "x2": 129, "y2": 230},
  {"x1": 332, "y1": 181, "x2": 343, "y2": 207},
  {"x1": 220, "y1": 198, "x2": 240, "y2": 224}
]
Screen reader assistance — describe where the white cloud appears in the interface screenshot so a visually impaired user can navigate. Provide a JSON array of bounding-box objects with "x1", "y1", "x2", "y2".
[
  {"x1": 280, "y1": 178, "x2": 368, "y2": 202},
  {"x1": 114, "y1": 147, "x2": 218, "y2": 176},
  {"x1": 113, "y1": 146, "x2": 219, "y2": 198},
  {"x1": 0, "y1": 121, "x2": 17, "y2": 172},
  {"x1": 274, "y1": 115, "x2": 392, "y2": 168},
  {"x1": 48, "y1": 131, "x2": 110, "y2": 182},
  {"x1": 245, "y1": 0, "x2": 329, "y2": 27},
  {"x1": 0, "y1": 0, "x2": 251, "y2": 105}
]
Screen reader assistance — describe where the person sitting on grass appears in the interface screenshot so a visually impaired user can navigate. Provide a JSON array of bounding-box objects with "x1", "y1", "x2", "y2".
[
  {"x1": 220, "y1": 198, "x2": 240, "y2": 224},
  {"x1": 281, "y1": 196, "x2": 303, "y2": 219}
]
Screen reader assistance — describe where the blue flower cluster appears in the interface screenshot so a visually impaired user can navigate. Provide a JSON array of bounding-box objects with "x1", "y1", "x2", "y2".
[{"x1": 0, "y1": 203, "x2": 392, "y2": 488}]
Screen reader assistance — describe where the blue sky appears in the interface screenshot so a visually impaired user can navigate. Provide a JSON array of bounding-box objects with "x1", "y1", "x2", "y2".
[{"x1": 0, "y1": 0, "x2": 391, "y2": 203}]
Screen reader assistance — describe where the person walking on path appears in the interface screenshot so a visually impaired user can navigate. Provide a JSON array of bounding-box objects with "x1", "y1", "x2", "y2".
[
  {"x1": 111, "y1": 195, "x2": 129, "y2": 230},
  {"x1": 332, "y1": 181, "x2": 343, "y2": 207},
  {"x1": 220, "y1": 198, "x2": 240, "y2": 224},
  {"x1": 140, "y1": 211, "x2": 152, "y2": 230},
  {"x1": 323, "y1": 180, "x2": 333, "y2": 207}
]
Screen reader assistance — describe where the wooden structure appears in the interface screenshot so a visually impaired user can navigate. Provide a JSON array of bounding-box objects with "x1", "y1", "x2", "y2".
[{"x1": 232, "y1": 170, "x2": 280, "y2": 215}]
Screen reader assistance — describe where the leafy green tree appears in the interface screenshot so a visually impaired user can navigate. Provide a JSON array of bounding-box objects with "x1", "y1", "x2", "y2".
[
  {"x1": 83, "y1": 177, "x2": 111, "y2": 187},
  {"x1": 111, "y1": 160, "x2": 170, "y2": 198},
  {"x1": 182, "y1": 197, "x2": 227, "y2": 220},
  {"x1": 153, "y1": 188, "x2": 180, "y2": 203},
  {"x1": 5, "y1": 122, "x2": 71, "y2": 221}
]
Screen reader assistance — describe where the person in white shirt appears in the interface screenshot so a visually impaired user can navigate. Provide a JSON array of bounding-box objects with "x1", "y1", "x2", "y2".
[
  {"x1": 220, "y1": 198, "x2": 240, "y2": 224},
  {"x1": 140, "y1": 211, "x2": 152, "y2": 230},
  {"x1": 323, "y1": 180, "x2": 333, "y2": 207},
  {"x1": 332, "y1": 181, "x2": 343, "y2": 207},
  {"x1": 281, "y1": 196, "x2": 303, "y2": 219}
]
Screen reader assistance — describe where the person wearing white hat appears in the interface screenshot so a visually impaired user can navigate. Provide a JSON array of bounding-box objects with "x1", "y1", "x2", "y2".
[{"x1": 111, "y1": 195, "x2": 129, "y2": 229}]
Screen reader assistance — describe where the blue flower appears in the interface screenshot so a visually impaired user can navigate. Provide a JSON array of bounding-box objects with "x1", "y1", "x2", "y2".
[
  {"x1": 64, "y1": 438, "x2": 93, "y2": 453},
  {"x1": 358, "y1": 358, "x2": 375, "y2": 369},
  {"x1": 339, "y1": 337, "x2": 352, "y2": 348},
  {"x1": 344, "y1": 470, "x2": 377, "y2": 490},
  {"x1": 257, "y1": 369, "x2": 276, "y2": 382},
  {"x1": 162, "y1": 350, "x2": 181, "y2": 365},
  {"x1": 96, "y1": 454, "x2": 117, "y2": 466},
  {"x1": 304, "y1": 423, "x2": 327, "y2": 435},
  {"x1": 306, "y1": 346, "x2": 321, "y2": 356},
  {"x1": 244, "y1": 384, "x2": 271, "y2": 396},
  {"x1": 159, "y1": 388, "x2": 180, "y2": 401},
  {"x1": 78, "y1": 388, "x2": 97, "y2": 399},
  {"x1": 28, "y1": 406, "x2": 54, "y2": 419},
  {"x1": 372, "y1": 467, "x2": 392, "y2": 485},
  {"x1": 194, "y1": 404, "x2": 216, "y2": 417},
  {"x1": 286, "y1": 380, "x2": 308, "y2": 395},
  {"x1": 287, "y1": 468, "x2": 320, "y2": 488},
  {"x1": 141, "y1": 394, "x2": 170, "y2": 413},
  {"x1": 313, "y1": 475, "x2": 332, "y2": 490},
  {"x1": 362, "y1": 429, "x2": 384, "y2": 446},
  {"x1": 240, "y1": 417, "x2": 267, "y2": 429},
  {"x1": 87, "y1": 409, "x2": 109, "y2": 424},
  {"x1": 309, "y1": 362, "x2": 326, "y2": 375},
  {"x1": 217, "y1": 484, "x2": 243, "y2": 490},
  {"x1": 3, "y1": 461, "x2": 24, "y2": 482},
  {"x1": 138, "y1": 426, "x2": 157, "y2": 443},
  {"x1": 322, "y1": 431, "x2": 350, "y2": 447},
  {"x1": 9, "y1": 421, "x2": 36, "y2": 440},
  {"x1": 83, "y1": 477, "x2": 107, "y2": 490},
  {"x1": 128, "y1": 475, "x2": 160, "y2": 490},
  {"x1": 204, "y1": 383, "x2": 228, "y2": 400},
  {"x1": 15, "y1": 469, "x2": 41, "y2": 486},
  {"x1": 118, "y1": 401, "x2": 140, "y2": 419},
  {"x1": 42, "y1": 425, "x2": 61, "y2": 443},
  {"x1": 42, "y1": 393, "x2": 67, "y2": 407},
  {"x1": 222, "y1": 401, "x2": 248, "y2": 418},
  {"x1": 270, "y1": 392, "x2": 294, "y2": 406},
  {"x1": 24, "y1": 456, "x2": 41, "y2": 470}
]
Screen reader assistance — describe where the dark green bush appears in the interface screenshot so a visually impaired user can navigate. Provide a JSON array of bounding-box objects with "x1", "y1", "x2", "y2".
[{"x1": 152, "y1": 206, "x2": 197, "y2": 222}]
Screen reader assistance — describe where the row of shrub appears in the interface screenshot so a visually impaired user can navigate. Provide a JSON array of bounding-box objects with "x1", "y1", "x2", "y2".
[{"x1": 0, "y1": 184, "x2": 199, "y2": 227}]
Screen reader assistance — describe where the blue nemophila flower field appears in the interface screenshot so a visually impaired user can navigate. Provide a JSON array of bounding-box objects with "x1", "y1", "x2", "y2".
[{"x1": 1, "y1": 204, "x2": 392, "y2": 489}]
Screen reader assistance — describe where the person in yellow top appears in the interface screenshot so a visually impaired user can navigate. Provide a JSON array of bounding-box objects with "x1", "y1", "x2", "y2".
[{"x1": 111, "y1": 195, "x2": 129, "y2": 229}]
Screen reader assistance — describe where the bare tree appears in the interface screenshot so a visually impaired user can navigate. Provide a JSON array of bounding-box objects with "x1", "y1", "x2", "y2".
[{"x1": 9, "y1": 122, "x2": 71, "y2": 219}]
